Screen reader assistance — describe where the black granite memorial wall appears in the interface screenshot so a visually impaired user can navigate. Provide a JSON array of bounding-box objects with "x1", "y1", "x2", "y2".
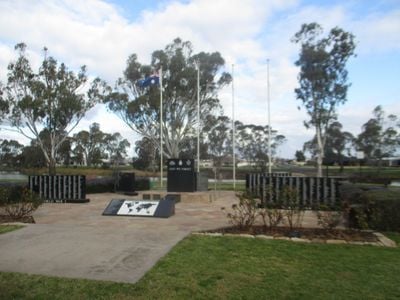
[
  {"x1": 167, "y1": 159, "x2": 196, "y2": 192},
  {"x1": 29, "y1": 175, "x2": 88, "y2": 203}
]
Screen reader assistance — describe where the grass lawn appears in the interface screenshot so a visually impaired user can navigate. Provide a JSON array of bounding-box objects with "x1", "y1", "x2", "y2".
[
  {"x1": 0, "y1": 225, "x2": 24, "y2": 235},
  {"x1": 1, "y1": 233, "x2": 399, "y2": 299}
]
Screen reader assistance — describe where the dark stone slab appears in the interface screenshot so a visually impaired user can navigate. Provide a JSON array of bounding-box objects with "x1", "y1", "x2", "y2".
[
  {"x1": 102, "y1": 196, "x2": 175, "y2": 218},
  {"x1": 167, "y1": 159, "x2": 196, "y2": 192},
  {"x1": 117, "y1": 172, "x2": 136, "y2": 194},
  {"x1": 154, "y1": 197, "x2": 175, "y2": 218},
  {"x1": 102, "y1": 199, "x2": 125, "y2": 215}
]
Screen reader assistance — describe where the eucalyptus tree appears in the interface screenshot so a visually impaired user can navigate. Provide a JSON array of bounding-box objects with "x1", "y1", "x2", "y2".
[
  {"x1": 295, "y1": 150, "x2": 306, "y2": 162},
  {"x1": 0, "y1": 139, "x2": 24, "y2": 167},
  {"x1": 304, "y1": 121, "x2": 354, "y2": 171},
  {"x1": 292, "y1": 23, "x2": 356, "y2": 177},
  {"x1": 0, "y1": 43, "x2": 105, "y2": 174},
  {"x1": 103, "y1": 132, "x2": 131, "y2": 167},
  {"x1": 203, "y1": 114, "x2": 231, "y2": 168},
  {"x1": 356, "y1": 106, "x2": 398, "y2": 163},
  {"x1": 72, "y1": 122, "x2": 106, "y2": 166},
  {"x1": 235, "y1": 121, "x2": 286, "y2": 172},
  {"x1": 105, "y1": 38, "x2": 231, "y2": 158},
  {"x1": 133, "y1": 137, "x2": 159, "y2": 171}
]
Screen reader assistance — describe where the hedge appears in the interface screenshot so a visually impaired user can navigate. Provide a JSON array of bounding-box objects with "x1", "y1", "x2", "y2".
[{"x1": 340, "y1": 183, "x2": 400, "y2": 231}]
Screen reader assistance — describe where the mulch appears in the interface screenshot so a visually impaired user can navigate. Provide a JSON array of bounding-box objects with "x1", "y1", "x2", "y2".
[
  {"x1": 206, "y1": 225, "x2": 378, "y2": 242},
  {"x1": 0, "y1": 215, "x2": 35, "y2": 224}
]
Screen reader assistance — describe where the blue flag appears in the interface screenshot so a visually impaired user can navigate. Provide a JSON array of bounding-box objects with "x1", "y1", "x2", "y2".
[{"x1": 138, "y1": 74, "x2": 160, "y2": 87}]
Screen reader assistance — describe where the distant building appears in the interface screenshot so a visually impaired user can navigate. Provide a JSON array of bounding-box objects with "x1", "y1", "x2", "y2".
[
  {"x1": 199, "y1": 160, "x2": 213, "y2": 168},
  {"x1": 382, "y1": 157, "x2": 400, "y2": 167}
]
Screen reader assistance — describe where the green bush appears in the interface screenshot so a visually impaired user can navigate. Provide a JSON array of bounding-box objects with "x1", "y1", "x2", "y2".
[
  {"x1": 280, "y1": 186, "x2": 305, "y2": 230},
  {"x1": 0, "y1": 185, "x2": 43, "y2": 220},
  {"x1": 222, "y1": 192, "x2": 258, "y2": 230},
  {"x1": 314, "y1": 205, "x2": 342, "y2": 230},
  {"x1": 135, "y1": 177, "x2": 150, "y2": 191},
  {"x1": 340, "y1": 183, "x2": 400, "y2": 231},
  {"x1": 85, "y1": 176, "x2": 150, "y2": 193},
  {"x1": 258, "y1": 205, "x2": 283, "y2": 230},
  {"x1": 86, "y1": 177, "x2": 114, "y2": 193}
]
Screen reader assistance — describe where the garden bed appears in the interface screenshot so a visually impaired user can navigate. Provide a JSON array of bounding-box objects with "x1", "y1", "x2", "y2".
[
  {"x1": 201, "y1": 225, "x2": 387, "y2": 244},
  {"x1": 0, "y1": 215, "x2": 35, "y2": 224}
]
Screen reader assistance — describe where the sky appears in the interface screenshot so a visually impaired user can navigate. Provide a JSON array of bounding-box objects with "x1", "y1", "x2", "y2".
[{"x1": 0, "y1": 0, "x2": 399, "y2": 159}]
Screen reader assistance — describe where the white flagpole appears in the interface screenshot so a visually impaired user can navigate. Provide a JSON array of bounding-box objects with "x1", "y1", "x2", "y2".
[
  {"x1": 160, "y1": 67, "x2": 163, "y2": 188},
  {"x1": 196, "y1": 62, "x2": 200, "y2": 174},
  {"x1": 232, "y1": 64, "x2": 236, "y2": 190},
  {"x1": 267, "y1": 59, "x2": 272, "y2": 174}
]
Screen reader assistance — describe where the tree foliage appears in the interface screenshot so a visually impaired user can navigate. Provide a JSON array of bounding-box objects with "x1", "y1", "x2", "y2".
[
  {"x1": 133, "y1": 137, "x2": 159, "y2": 171},
  {"x1": 304, "y1": 121, "x2": 354, "y2": 170},
  {"x1": 356, "y1": 106, "x2": 398, "y2": 162},
  {"x1": 72, "y1": 123, "x2": 106, "y2": 166},
  {"x1": 292, "y1": 23, "x2": 356, "y2": 176},
  {"x1": 103, "y1": 132, "x2": 131, "y2": 167},
  {"x1": 295, "y1": 150, "x2": 306, "y2": 162},
  {"x1": 72, "y1": 123, "x2": 131, "y2": 167},
  {"x1": 0, "y1": 43, "x2": 105, "y2": 174},
  {"x1": 0, "y1": 139, "x2": 24, "y2": 167},
  {"x1": 105, "y1": 38, "x2": 231, "y2": 158},
  {"x1": 235, "y1": 121, "x2": 286, "y2": 172},
  {"x1": 203, "y1": 115, "x2": 231, "y2": 168}
]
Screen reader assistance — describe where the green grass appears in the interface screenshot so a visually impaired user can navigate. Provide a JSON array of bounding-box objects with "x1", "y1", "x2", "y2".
[
  {"x1": 1, "y1": 233, "x2": 399, "y2": 299},
  {"x1": 0, "y1": 224, "x2": 24, "y2": 234}
]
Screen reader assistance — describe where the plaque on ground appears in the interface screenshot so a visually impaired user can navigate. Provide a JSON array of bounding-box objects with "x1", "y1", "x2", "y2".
[
  {"x1": 167, "y1": 159, "x2": 196, "y2": 192},
  {"x1": 102, "y1": 198, "x2": 175, "y2": 218}
]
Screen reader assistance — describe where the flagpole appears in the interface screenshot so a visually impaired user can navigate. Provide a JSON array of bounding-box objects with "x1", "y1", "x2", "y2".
[
  {"x1": 267, "y1": 59, "x2": 272, "y2": 174},
  {"x1": 232, "y1": 64, "x2": 236, "y2": 190},
  {"x1": 196, "y1": 62, "x2": 200, "y2": 174},
  {"x1": 160, "y1": 66, "x2": 163, "y2": 188}
]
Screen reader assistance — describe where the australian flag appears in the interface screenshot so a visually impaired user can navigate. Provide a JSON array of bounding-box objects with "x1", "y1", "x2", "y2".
[{"x1": 138, "y1": 73, "x2": 160, "y2": 88}]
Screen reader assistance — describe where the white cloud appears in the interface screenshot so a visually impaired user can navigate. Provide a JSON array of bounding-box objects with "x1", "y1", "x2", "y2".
[
  {"x1": 0, "y1": 0, "x2": 399, "y2": 159},
  {"x1": 351, "y1": 9, "x2": 400, "y2": 54}
]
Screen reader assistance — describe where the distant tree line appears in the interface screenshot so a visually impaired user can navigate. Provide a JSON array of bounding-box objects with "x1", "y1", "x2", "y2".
[
  {"x1": 297, "y1": 105, "x2": 400, "y2": 169},
  {"x1": 0, "y1": 123, "x2": 130, "y2": 169},
  {"x1": 1, "y1": 26, "x2": 398, "y2": 176}
]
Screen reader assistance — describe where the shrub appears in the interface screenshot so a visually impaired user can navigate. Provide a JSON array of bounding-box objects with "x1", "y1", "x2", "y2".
[
  {"x1": 314, "y1": 205, "x2": 342, "y2": 230},
  {"x1": 258, "y1": 205, "x2": 283, "y2": 231},
  {"x1": 280, "y1": 186, "x2": 304, "y2": 230},
  {"x1": 223, "y1": 192, "x2": 258, "y2": 230},
  {"x1": 135, "y1": 177, "x2": 150, "y2": 191},
  {"x1": 340, "y1": 183, "x2": 400, "y2": 231},
  {"x1": 86, "y1": 177, "x2": 114, "y2": 193},
  {"x1": 0, "y1": 186, "x2": 43, "y2": 220},
  {"x1": 85, "y1": 176, "x2": 151, "y2": 193}
]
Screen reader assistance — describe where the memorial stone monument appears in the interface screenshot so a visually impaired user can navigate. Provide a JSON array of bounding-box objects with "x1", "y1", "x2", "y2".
[
  {"x1": 116, "y1": 172, "x2": 138, "y2": 196},
  {"x1": 167, "y1": 159, "x2": 196, "y2": 192}
]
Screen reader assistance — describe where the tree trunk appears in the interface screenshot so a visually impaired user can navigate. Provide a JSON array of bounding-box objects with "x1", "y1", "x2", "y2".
[
  {"x1": 48, "y1": 157, "x2": 56, "y2": 175},
  {"x1": 316, "y1": 126, "x2": 324, "y2": 177}
]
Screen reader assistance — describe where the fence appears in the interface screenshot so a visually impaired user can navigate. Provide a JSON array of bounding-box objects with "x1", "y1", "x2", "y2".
[
  {"x1": 246, "y1": 173, "x2": 344, "y2": 207},
  {"x1": 29, "y1": 175, "x2": 87, "y2": 203}
]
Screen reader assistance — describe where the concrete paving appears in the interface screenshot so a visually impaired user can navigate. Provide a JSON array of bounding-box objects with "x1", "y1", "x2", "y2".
[
  {"x1": 0, "y1": 191, "x2": 236, "y2": 283},
  {"x1": 0, "y1": 191, "x2": 322, "y2": 283}
]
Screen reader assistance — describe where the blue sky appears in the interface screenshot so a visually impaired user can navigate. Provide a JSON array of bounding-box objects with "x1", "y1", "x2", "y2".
[{"x1": 0, "y1": 0, "x2": 399, "y2": 158}]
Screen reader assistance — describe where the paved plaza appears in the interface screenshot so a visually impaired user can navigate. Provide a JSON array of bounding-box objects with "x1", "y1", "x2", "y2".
[
  {"x1": 0, "y1": 192, "x2": 236, "y2": 283},
  {"x1": 0, "y1": 191, "x2": 321, "y2": 283}
]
